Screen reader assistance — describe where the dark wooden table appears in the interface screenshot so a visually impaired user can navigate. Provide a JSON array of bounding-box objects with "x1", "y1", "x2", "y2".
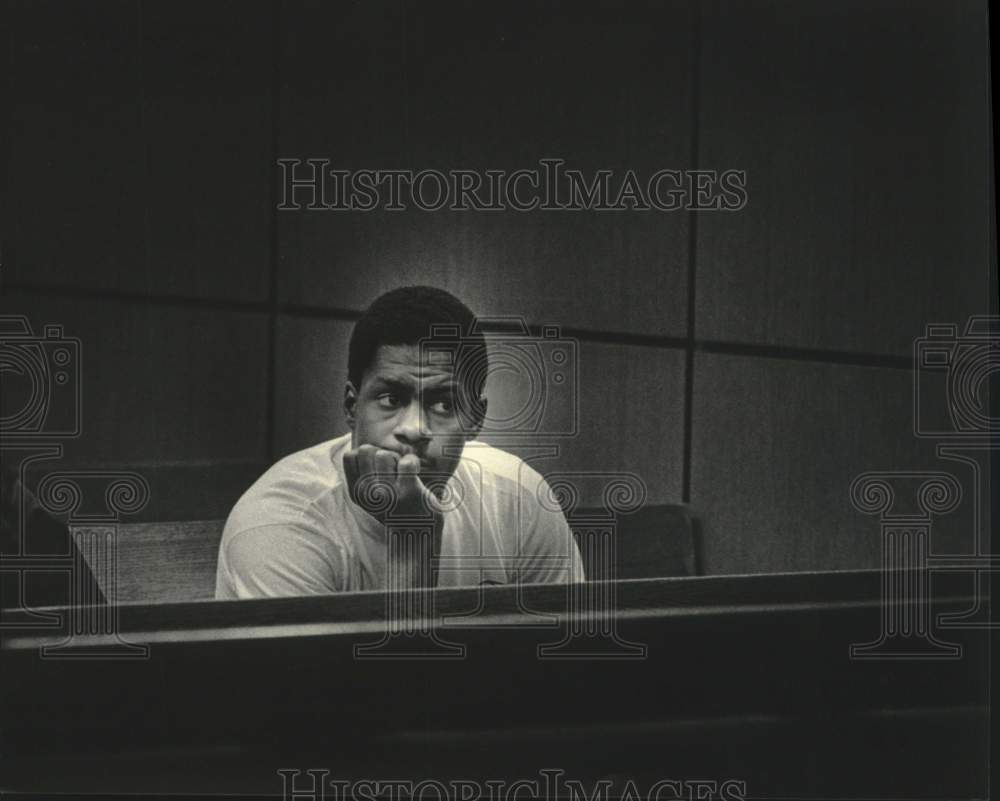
[{"x1": 0, "y1": 570, "x2": 989, "y2": 798}]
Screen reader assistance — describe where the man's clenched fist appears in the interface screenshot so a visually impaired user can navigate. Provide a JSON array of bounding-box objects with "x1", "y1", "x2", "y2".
[{"x1": 341, "y1": 444, "x2": 446, "y2": 524}]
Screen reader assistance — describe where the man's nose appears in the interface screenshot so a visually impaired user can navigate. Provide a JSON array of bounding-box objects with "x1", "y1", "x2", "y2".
[{"x1": 394, "y1": 401, "x2": 430, "y2": 445}]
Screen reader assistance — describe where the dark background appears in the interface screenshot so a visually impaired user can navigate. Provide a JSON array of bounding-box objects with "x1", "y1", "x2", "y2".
[{"x1": 1, "y1": 0, "x2": 994, "y2": 575}]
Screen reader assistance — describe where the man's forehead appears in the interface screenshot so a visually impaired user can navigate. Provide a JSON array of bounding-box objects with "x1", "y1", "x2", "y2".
[{"x1": 367, "y1": 344, "x2": 457, "y2": 383}]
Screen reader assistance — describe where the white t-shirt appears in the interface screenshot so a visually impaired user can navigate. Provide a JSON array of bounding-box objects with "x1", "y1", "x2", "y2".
[{"x1": 215, "y1": 433, "x2": 584, "y2": 598}]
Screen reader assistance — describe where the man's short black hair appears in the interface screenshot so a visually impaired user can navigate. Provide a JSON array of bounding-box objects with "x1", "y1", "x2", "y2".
[{"x1": 348, "y1": 285, "x2": 489, "y2": 405}]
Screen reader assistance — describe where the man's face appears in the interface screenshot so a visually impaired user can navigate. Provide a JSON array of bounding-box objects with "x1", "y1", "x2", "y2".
[{"x1": 344, "y1": 344, "x2": 481, "y2": 480}]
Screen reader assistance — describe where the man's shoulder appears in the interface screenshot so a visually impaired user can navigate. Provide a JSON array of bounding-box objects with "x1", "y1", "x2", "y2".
[
  {"x1": 224, "y1": 433, "x2": 351, "y2": 536},
  {"x1": 247, "y1": 433, "x2": 351, "y2": 500},
  {"x1": 458, "y1": 442, "x2": 575, "y2": 554},
  {"x1": 459, "y1": 441, "x2": 549, "y2": 499}
]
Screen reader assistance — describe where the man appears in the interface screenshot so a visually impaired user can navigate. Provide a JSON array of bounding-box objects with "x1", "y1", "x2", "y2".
[{"x1": 216, "y1": 285, "x2": 584, "y2": 598}]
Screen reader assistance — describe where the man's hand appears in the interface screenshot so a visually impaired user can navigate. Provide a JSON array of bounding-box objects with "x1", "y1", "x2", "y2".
[
  {"x1": 341, "y1": 445, "x2": 446, "y2": 589},
  {"x1": 341, "y1": 445, "x2": 445, "y2": 524}
]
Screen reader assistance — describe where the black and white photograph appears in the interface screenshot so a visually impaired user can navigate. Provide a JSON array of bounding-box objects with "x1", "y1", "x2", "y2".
[{"x1": 0, "y1": 0, "x2": 996, "y2": 798}]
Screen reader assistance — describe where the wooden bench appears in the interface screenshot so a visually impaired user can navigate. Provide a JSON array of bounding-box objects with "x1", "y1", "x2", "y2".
[{"x1": 76, "y1": 505, "x2": 696, "y2": 604}]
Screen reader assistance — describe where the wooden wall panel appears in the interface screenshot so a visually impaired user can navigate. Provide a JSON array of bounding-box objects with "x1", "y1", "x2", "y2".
[
  {"x1": 0, "y1": 294, "x2": 269, "y2": 464},
  {"x1": 277, "y1": 0, "x2": 694, "y2": 336},
  {"x1": 274, "y1": 315, "x2": 354, "y2": 458},
  {"x1": 690, "y1": 353, "x2": 976, "y2": 575},
  {"x1": 695, "y1": 0, "x2": 991, "y2": 356},
  {"x1": 6, "y1": 0, "x2": 273, "y2": 301},
  {"x1": 480, "y1": 341, "x2": 685, "y2": 507},
  {"x1": 141, "y1": 0, "x2": 273, "y2": 301},
  {"x1": 5, "y1": 0, "x2": 989, "y2": 578},
  {"x1": 7, "y1": 0, "x2": 145, "y2": 291}
]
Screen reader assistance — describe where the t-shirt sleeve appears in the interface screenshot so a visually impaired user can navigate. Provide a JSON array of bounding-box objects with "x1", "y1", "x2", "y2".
[
  {"x1": 215, "y1": 523, "x2": 344, "y2": 599},
  {"x1": 516, "y1": 475, "x2": 586, "y2": 585}
]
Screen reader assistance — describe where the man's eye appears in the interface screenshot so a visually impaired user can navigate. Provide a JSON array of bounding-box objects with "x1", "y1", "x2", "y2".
[
  {"x1": 429, "y1": 399, "x2": 454, "y2": 415},
  {"x1": 377, "y1": 394, "x2": 401, "y2": 409}
]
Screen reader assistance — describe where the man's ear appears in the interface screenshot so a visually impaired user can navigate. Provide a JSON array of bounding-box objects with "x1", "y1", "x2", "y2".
[{"x1": 344, "y1": 382, "x2": 358, "y2": 430}]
